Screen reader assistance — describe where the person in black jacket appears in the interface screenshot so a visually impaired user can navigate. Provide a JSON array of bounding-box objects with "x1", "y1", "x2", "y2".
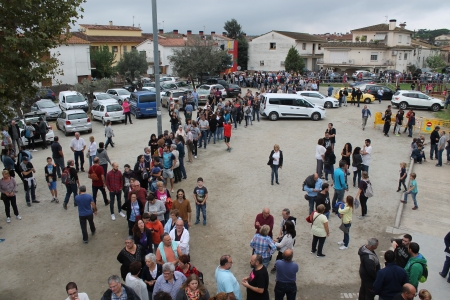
[
  {"x1": 121, "y1": 192, "x2": 144, "y2": 235},
  {"x1": 37, "y1": 117, "x2": 48, "y2": 149},
  {"x1": 141, "y1": 253, "x2": 163, "y2": 299},
  {"x1": 133, "y1": 219, "x2": 153, "y2": 255},
  {"x1": 315, "y1": 183, "x2": 331, "y2": 219},
  {"x1": 8, "y1": 120, "x2": 22, "y2": 153},
  {"x1": 268, "y1": 144, "x2": 283, "y2": 185},
  {"x1": 101, "y1": 274, "x2": 140, "y2": 300},
  {"x1": 358, "y1": 238, "x2": 381, "y2": 300},
  {"x1": 373, "y1": 250, "x2": 408, "y2": 300},
  {"x1": 439, "y1": 231, "x2": 450, "y2": 282},
  {"x1": 134, "y1": 155, "x2": 150, "y2": 190},
  {"x1": 429, "y1": 126, "x2": 440, "y2": 160}
]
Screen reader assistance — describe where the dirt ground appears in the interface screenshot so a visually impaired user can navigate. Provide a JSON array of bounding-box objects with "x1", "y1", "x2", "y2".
[{"x1": 0, "y1": 91, "x2": 438, "y2": 300}]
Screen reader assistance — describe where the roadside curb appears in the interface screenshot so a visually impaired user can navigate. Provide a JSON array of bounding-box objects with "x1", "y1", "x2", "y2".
[{"x1": 394, "y1": 157, "x2": 415, "y2": 228}]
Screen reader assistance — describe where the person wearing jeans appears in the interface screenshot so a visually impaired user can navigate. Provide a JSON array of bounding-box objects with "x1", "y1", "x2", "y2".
[
  {"x1": 332, "y1": 161, "x2": 348, "y2": 212},
  {"x1": 19, "y1": 156, "x2": 39, "y2": 207},
  {"x1": 337, "y1": 195, "x2": 354, "y2": 250},
  {"x1": 70, "y1": 133, "x2": 86, "y2": 172},
  {"x1": 355, "y1": 172, "x2": 370, "y2": 219},
  {"x1": 216, "y1": 116, "x2": 224, "y2": 142},
  {"x1": 311, "y1": 204, "x2": 329, "y2": 257},
  {"x1": 175, "y1": 137, "x2": 187, "y2": 179},
  {"x1": 0, "y1": 170, "x2": 21, "y2": 223},
  {"x1": 304, "y1": 173, "x2": 322, "y2": 215},
  {"x1": 274, "y1": 249, "x2": 298, "y2": 300},
  {"x1": 106, "y1": 162, "x2": 125, "y2": 219},
  {"x1": 75, "y1": 185, "x2": 97, "y2": 243},
  {"x1": 429, "y1": 126, "x2": 440, "y2": 159},
  {"x1": 436, "y1": 131, "x2": 447, "y2": 167},
  {"x1": 63, "y1": 160, "x2": 79, "y2": 209},
  {"x1": 198, "y1": 115, "x2": 209, "y2": 149},
  {"x1": 439, "y1": 231, "x2": 450, "y2": 283},
  {"x1": 361, "y1": 106, "x2": 371, "y2": 131},
  {"x1": 401, "y1": 172, "x2": 418, "y2": 210},
  {"x1": 269, "y1": 144, "x2": 283, "y2": 185}
]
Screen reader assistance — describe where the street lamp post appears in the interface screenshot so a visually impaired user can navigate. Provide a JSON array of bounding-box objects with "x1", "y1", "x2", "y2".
[{"x1": 152, "y1": 0, "x2": 162, "y2": 136}]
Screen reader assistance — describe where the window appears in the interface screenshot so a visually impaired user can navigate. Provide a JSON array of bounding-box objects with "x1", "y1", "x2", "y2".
[
  {"x1": 280, "y1": 99, "x2": 294, "y2": 106},
  {"x1": 270, "y1": 43, "x2": 276, "y2": 50},
  {"x1": 399, "y1": 53, "x2": 402, "y2": 60},
  {"x1": 302, "y1": 43, "x2": 306, "y2": 50},
  {"x1": 132, "y1": 46, "x2": 136, "y2": 50},
  {"x1": 90, "y1": 46, "x2": 99, "y2": 51},
  {"x1": 112, "y1": 46, "x2": 118, "y2": 52},
  {"x1": 268, "y1": 98, "x2": 279, "y2": 104},
  {"x1": 123, "y1": 46, "x2": 127, "y2": 52},
  {"x1": 280, "y1": 61, "x2": 285, "y2": 66},
  {"x1": 260, "y1": 60, "x2": 264, "y2": 66},
  {"x1": 404, "y1": 53, "x2": 408, "y2": 60},
  {"x1": 406, "y1": 36, "x2": 410, "y2": 44},
  {"x1": 318, "y1": 44, "x2": 322, "y2": 50},
  {"x1": 414, "y1": 49, "x2": 416, "y2": 56},
  {"x1": 398, "y1": 35, "x2": 402, "y2": 43},
  {"x1": 370, "y1": 53, "x2": 378, "y2": 61}
]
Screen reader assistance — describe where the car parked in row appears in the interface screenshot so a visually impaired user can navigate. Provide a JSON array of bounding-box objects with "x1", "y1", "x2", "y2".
[
  {"x1": 197, "y1": 84, "x2": 227, "y2": 98},
  {"x1": 30, "y1": 99, "x2": 62, "y2": 120},
  {"x1": 391, "y1": 91, "x2": 444, "y2": 112},
  {"x1": 17, "y1": 111, "x2": 55, "y2": 146},
  {"x1": 161, "y1": 90, "x2": 186, "y2": 109},
  {"x1": 59, "y1": 91, "x2": 88, "y2": 112},
  {"x1": 36, "y1": 88, "x2": 56, "y2": 101},
  {"x1": 56, "y1": 109, "x2": 92, "y2": 136},
  {"x1": 363, "y1": 85, "x2": 394, "y2": 101},
  {"x1": 91, "y1": 100, "x2": 125, "y2": 124},
  {"x1": 204, "y1": 78, "x2": 241, "y2": 97},
  {"x1": 333, "y1": 88, "x2": 375, "y2": 104},
  {"x1": 260, "y1": 94, "x2": 326, "y2": 121},
  {"x1": 296, "y1": 91, "x2": 339, "y2": 108},
  {"x1": 129, "y1": 91, "x2": 157, "y2": 118},
  {"x1": 93, "y1": 92, "x2": 123, "y2": 106},
  {"x1": 106, "y1": 88, "x2": 131, "y2": 103}
]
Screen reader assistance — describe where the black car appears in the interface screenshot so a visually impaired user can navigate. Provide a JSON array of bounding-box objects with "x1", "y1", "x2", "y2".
[
  {"x1": 204, "y1": 78, "x2": 241, "y2": 97},
  {"x1": 364, "y1": 85, "x2": 394, "y2": 101}
]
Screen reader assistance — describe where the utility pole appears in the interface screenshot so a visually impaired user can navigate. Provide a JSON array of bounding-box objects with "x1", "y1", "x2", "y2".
[{"x1": 152, "y1": 0, "x2": 162, "y2": 136}]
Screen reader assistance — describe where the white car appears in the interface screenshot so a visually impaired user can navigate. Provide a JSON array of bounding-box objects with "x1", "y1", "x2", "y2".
[
  {"x1": 391, "y1": 91, "x2": 445, "y2": 112},
  {"x1": 91, "y1": 100, "x2": 125, "y2": 124},
  {"x1": 106, "y1": 88, "x2": 131, "y2": 102},
  {"x1": 59, "y1": 91, "x2": 88, "y2": 111},
  {"x1": 92, "y1": 92, "x2": 120, "y2": 108},
  {"x1": 197, "y1": 84, "x2": 227, "y2": 98},
  {"x1": 160, "y1": 76, "x2": 179, "y2": 83},
  {"x1": 260, "y1": 93, "x2": 326, "y2": 121},
  {"x1": 17, "y1": 111, "x2": 55, "y2": 145},
  {"x1": 141, "y1": 86, "x2": 165, "y2": 98},
  {"x1": 296, "y1": 91, "x2": 339, "y2": 108}
]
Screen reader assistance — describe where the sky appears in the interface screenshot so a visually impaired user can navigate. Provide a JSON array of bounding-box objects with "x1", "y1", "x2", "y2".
[{"x1": 77, "y1": 0, "x2": 449, "y2": 36}]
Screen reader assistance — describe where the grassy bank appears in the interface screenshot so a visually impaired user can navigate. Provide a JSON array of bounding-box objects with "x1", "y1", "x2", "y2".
[{"x1": 435, "y1": 109, "x2": 450, "y2": 120}]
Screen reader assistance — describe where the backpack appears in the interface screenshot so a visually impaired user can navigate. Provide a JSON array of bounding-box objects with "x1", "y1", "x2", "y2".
[
  {"x1": 89, "y1": 166, "x2": 100, "y2": 181},
  {"x1": 245, "y1": 107, "x2": 251, "y2": 114},
  {"x1": 364, "y1": 180, "x2": 374, "y2": 198},
  {"x1": 61, "y1": 167, "x2": 71, "y2": 185},
  {"x1": 411, "y1": 262, "x2": 428, "y2": 283},
  {"x1": 25, "y1": 127, "x2": 32, "y2": 138}
]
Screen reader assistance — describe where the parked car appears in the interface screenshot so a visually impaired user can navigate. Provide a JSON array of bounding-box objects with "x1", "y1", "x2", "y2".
[
  {"x1": 260, "y1": 94, "x2": 326, "y2": 121},
  {"x1": 92, "y1": 92, "x2": 120, "y2": 107},
  {"x1": 161, "y1": 82, "x2": 191, "y2": 91},
  {"x1": 352, "y1": 70, "x2": 376, "y2": 81},
  {"x1": 106, "y1": 88, "x2": 131, "y2": 102},
  {"x1": 36, "y1": 88, "x2": 56, "y2": 101},
  {"x1": 56, "y1": 109, "x2": 92, "y2": 136},
  {"x1": 296, "y1": 91, "x2": 339, "y2": 108},
  {"x1": 30, "y1": 99, "x2": 62, "y2": 120},
  {"x1": 197, "y1": 84, "x2": 227, "y2": 97},
  {"x1": 363, "y1": 85, "x2": 394, "y2": 101},
  {"x1": 141, "y1": 86, "x2": 165, "y2": 98},
  {"x1": 333, "y1": 88, "x2": 375, "y2": 104},
  {"x1": 391, "y1": 91, "x2": 444, "y2": 112},
  {"x1": 197, "y1": 72, "x2": 215, "y2": 83},
  {"x1": 59, "y1": 91, "x2": 88, "y2": 112},
  {"x1": 161, "y1": 90, "x2": 186, "y2": 109},
  {"x1": 204, "y1": 78, "x2": 241, "y2": 97},
  {"x1": 160, "y1": 77, "x2": 179, "y2": 83},
  {"x1": 197, "y1": 89, "x2": 210, "y2": 105},
  {"x1": 129, "y1": 91, "x2": 157, "y2": 118},
  {"x1": 91, "y1": 100, "x2": 125, "y2": 124},
  {"x1": 16, "y1": 111, "x2": 54, "y2": 146}
]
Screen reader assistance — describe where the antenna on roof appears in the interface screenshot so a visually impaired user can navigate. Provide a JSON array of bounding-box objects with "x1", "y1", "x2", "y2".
[{"x1": 133, "y1": 16, "x2": 135, "y2": 27}]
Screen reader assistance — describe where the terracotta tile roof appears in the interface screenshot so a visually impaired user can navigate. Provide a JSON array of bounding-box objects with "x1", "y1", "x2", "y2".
[
  {"x1": 158, "y1": 38, "x2": 186, "y2": 47},
  {"x1": 322, "y1": 42, "x2": 388, "y2": 48},
  {"x1": 273, "y1": 31, "x2": 326, "y2": 42},
  {"x1": 411, "y1": 39, "x2": 440, "y2": 49},
  {"x1": 61, "y1": 34, "x2": 90, "y2": 44},
  {"x1": 352, "y1": 23, "x2": 413, "y2": 33},
  {"x1": 72, "y1": 32, "x2": 146, "y2": 43},
  {"x1": 79, "y1": 24, "x2": 141, "y2": 31},
  {"x1": 318, "y1": 34, "x2": 353, "y2": 42},
  {"x1": 389, "y1": 45, "x2": 415, "y2": 50}
]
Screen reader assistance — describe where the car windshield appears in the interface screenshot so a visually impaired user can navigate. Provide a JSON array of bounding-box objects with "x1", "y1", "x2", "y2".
[
  {"x1": 38, "y1": 101, "x2": 56, "y2": 108},
  {"x1": 96, "y1": 94, "x2": 111, "y2": 100},
  {"x1": 177, "y1": 82, "x2": 189, "y2": 87},
  {"x1": 117, "y1": 90, "x2": 130, "y2": 95},
  {"x1": 106, "y1": 104, "x2": 123, "y2": 112},
  {"x1": 197, "y1": 90, "x2": 209, "y2": 95},
  {"x1": 66, "y1": 94, "x2": 85, "y2": 103},
  {"x1": 68, "y1": 113, "x2": 87, "y2": 120},
  {"x1": 139, "y1": 94, "x2": 156, "y2": 103},
  {"x1": 319, "y1": 93, "x2": 327, "y2": 98},
  {"x1": 198, "y1": 86, "x2": 210, "y2": 90}
]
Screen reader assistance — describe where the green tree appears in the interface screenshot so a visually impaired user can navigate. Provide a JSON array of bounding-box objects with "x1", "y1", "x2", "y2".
[
  {"x1": 284, "y1": 46, "x2": 305, "y2": 73},
  {"x1": 73, "y1": 78, "x2": 113, "y2": 111},
  {"x1": 426, "y1": 54, "x2": 446, "y2": 70},
  {"x1": 0, "y1": 0, "x2": 85, "y2": 119},
  {"x1": 169, "y1": 37, "x2": 233, "y2": 88},
  {"x1": 116, "y1": 50, "x2": 148, "y2": 77},
  {"x1": 236, "y1": 36, "x2": 249, "y2": 70},
  {"x1": 224, "y1": 19, "x2": 243, "y2": 39},
  {"x1": 90, "y1": 45, "x2": 116, "y2": 78}
]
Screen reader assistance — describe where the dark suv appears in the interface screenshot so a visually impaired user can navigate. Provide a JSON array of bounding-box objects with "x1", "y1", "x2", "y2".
[
  {"x1": 36, "y1": 88, "x2": 56, "y2": 101},
  {"x1": 205, "y1": 78, "x2": 241, "y2": 97},
  {"x1": 363, "y1": 85, "x2": 394, "y2": 101}
]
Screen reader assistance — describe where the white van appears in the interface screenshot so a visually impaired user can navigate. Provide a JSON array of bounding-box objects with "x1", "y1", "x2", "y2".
[
  {"x1": 59, "y1": 91, "x2": 88, "y2": 112},
  {"x1": 260, "y1": 93, "x2": 326, "y2": 121}
]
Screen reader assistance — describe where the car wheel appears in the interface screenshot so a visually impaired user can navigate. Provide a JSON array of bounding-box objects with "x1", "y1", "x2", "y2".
[
  {"x1": 88, "y1": 129, "x2": 92, "y2": 133},
  {"x1": 311, "y1": 112, "x2": 321, "y2": 121},
  {"x1": 324, "y1": 101, "x2": 332, "y2": 108},
  {"x1": 269, "y1": 112, "x2": 279, "y2": 121},
  {"x1": 64, "y1": 127, "x2": 69, "y2": 136},
  {"x1": 399, "y1": 102, "x2": 408, "y2": 110},
  {"x1": 431, "y1": 104, "x2": 440, "y2": 112},
  {"x1": 56, "y1": 122, "x2": 60, "y2": 130},
  {"x1": 364, "y1": 98, "x2": 371, "y2": 104}
]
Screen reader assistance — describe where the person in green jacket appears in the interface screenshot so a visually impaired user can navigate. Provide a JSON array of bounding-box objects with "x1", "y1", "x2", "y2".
[{"x1": 404, "y1": 242, "x2": 427, "y2": 290}]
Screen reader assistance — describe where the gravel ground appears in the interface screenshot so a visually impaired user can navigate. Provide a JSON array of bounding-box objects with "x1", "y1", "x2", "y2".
[{"x1": 0, "y1": 90, "x2": 438, "y2": 299}]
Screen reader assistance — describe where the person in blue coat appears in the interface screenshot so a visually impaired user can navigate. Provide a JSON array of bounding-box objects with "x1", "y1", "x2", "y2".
[{"x1": 373, "y1": 250, "x2": 409, "y2": 300}]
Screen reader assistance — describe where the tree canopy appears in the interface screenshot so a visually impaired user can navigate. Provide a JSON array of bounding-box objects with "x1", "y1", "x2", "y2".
[
  {"x1": 116, "y1": 50, "x2": 148, "y2": 77},
  {"x1": 224, "y1": 19, "x2": 243, "y2": 39},
  {"x1": 73, "y1": 78, "x2": 112, "y2": 111},
  {"x1": 90, "y1": 45, "x2": 116, "y2": 79},
  {"x1": 284, "y1": 46, "x2": 305, "y2": 73},
  {"x1": 0, "y1": 0, "x2": 85, "y2": 119},
  {"x1": 426, "y1": 54, "x2": 447, "y2": 70},
  {"x1": 169, "y1": 37, "x2": 233, "y2": 88}
]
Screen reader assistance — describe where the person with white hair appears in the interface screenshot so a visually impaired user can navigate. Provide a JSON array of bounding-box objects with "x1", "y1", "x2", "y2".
[
  {"x1": 152, "y1": 263, "x2": 186, "y2": 300},
  {"x1": 169, "y1": 219, "x2": 190, "y2": 255},
  {"x1": 101, "y1": 274, "x2": 139, "y2": 300},
  {"x1": 358, "y1": 238, "x2": 380, "y2": 300},
  {"x1": 141, "y1": 253, "x2": 163, "y2": 299}
]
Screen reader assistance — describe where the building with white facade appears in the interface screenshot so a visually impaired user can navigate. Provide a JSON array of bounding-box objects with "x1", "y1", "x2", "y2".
[
  {"x1": 49, "y1": 35, "x2": 91, "y2": 85},
  {"x1": 318, "y1": 20, "x2": 422, "y2": 74},
  {"x1": 247, "y1": 30, "x2": 326, "y2": 72}
]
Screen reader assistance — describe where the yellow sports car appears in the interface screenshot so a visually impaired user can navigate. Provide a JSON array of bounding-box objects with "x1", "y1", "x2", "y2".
[{"x1": 334, "y1": 88, "x2": 375, "y2": 104}]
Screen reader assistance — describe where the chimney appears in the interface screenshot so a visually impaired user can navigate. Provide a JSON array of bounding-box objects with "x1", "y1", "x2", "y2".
[
  {"x1": 109, "y1": 21, "x2": 113, "y2": 26},
  {"x1": 389, "y1": 19, "x2": 397, "y2": 31},
  {"x1": 187, "y1": 30, "x2": 192, "y2": 35},
  {"x1": 399, "y1": 23, "x2": 406, "y2": 29},
  {"x1": 222, "y1": 32, "x2": 227, "y2": 37},
  {"x1": 243, "y1": 33, "x2": 247, "y2": 37},
  {"x1": 66, "y1": 26, "x2": 70, "y2": 34},
  {"x1": 158, "y1": 29, "x2": 163, "y2": 34},
  {"x1": 211, "y1": 31, "x2": 215, "y2": 35},
  {"x1": 199, "y1": 31, "x2": 204, "y2": 36},
  {"x1": 173, "y1": 29, "x2": 178, "y2": 34}
]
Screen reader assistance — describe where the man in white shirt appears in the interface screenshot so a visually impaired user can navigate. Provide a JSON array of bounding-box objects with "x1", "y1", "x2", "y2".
[
  {"x1": 70, "y1": 132, "x2": 86, "y2": 172},
  {"x1": 361, "y1": 139, "x2": 372, "y2": 174},
  {"x1": 65, "y1": 282, "x2": 90, "y2": 300}
]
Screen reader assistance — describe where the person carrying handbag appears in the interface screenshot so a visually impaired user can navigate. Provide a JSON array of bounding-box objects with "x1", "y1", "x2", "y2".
[{"x1": 310, "y1": 205, "x2": 329, "y2": 257}]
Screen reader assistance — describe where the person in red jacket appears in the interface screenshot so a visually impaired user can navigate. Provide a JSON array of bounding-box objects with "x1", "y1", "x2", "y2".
[{"x1": 223, "y1": 120, "x2": 232, "y2": 152}]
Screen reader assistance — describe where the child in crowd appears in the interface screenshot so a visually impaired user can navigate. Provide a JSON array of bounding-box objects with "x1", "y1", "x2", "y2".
[{"x1": 397, "y1": 162, "x2": 407, "y2": 192}]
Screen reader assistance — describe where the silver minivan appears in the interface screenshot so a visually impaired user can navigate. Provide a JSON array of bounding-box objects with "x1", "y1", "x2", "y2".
[{"x1": 56, "y1": 109, "x2": 92, "y2": 136}]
